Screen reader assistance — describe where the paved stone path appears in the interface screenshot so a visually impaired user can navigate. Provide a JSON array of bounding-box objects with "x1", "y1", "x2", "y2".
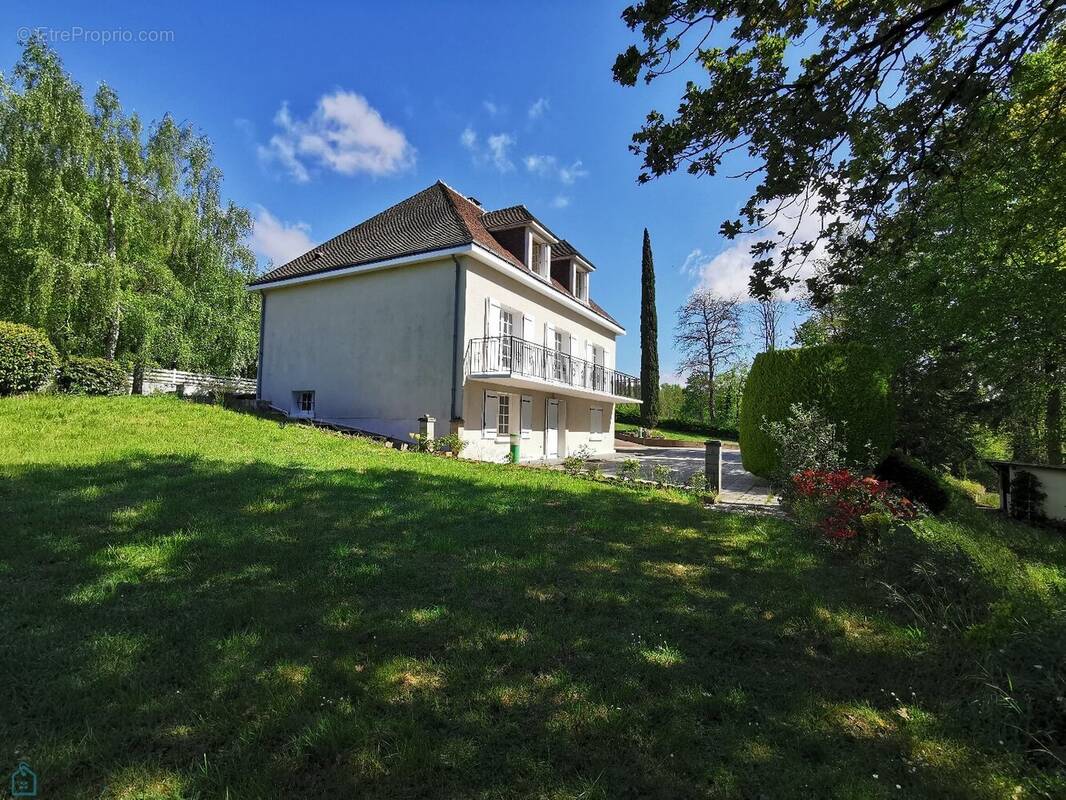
[{"x1": 594, "y1": 443, "x2": 778, "y2": 508}]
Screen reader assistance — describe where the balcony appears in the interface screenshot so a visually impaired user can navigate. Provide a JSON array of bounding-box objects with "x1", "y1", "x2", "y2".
[{"x1": 465, "y1": 336, "x2": 641, "y2": 403}]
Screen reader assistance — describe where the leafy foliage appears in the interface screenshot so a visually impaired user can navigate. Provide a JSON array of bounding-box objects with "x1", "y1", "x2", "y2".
[
  {"x1": 613, "y1": 0, "x2": 1065, "y2": 296},
  {"x1": 790, "y1": 469, "x2": 917, "y2": 543},
  {"x1": 1009, "y1": 470, "x2": 1047, "y2": 523},
  {"x1": 639, "y1": 228, "x2": 660, "y2": 427},
  {"x1": 739, "y1": 345, "x2": 895, "y2": 477},
  {"x1": 0, "y1": 321, "x2": 58, "y2": 395},
  {"x1": 761, "y1": 403, "x2": 848, "y2": 491},
  {"x1": 813, "y1": 45, "x2": 1066, "y2": 468},
  {"x1": 875, "y1": 451, "x2": 951, "y2": 514},
  {"x1": 0, "y1": 37, "x2": 259, "y2": 375},
  {"x1": 58, "y1": 356, "x2": 128, "y2": 395}
]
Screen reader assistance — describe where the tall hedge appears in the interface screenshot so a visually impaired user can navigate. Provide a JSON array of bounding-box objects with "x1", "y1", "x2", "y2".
[
  {"x1": 0, "y1": 321, "x2": 58, "y2": 396},
  {"x1": 739, "y1": 344, "x2": 895, "y2": 477}
]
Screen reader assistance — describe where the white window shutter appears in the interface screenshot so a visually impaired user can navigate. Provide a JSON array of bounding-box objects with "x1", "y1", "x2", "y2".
[
  {"x1": 585, "y1": 339, "x2": 593, "y2": 363},
  {"x1": 545, "y1": 322, "x2": 556, "y2": 348},
  {"x1": 523, "y1": 314, "x2": 535, "y2": 341},
  {"x1": 590, "y1": 407, "x2": 603, "y2": 440},
  {"x1": 483, "y1": 391, "x2": 498, "y2": 439},
  {"x1": 520, "y1": 395, "x2": 532, "y2": 439},
  {"x1": 487, "y1": 298, "x2": 501, "y2": 337}
]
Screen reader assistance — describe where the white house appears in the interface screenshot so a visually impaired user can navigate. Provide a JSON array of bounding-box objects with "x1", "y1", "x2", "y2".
[{"x1": 248, "y1": 181, "x2": 640, "y2": 462}]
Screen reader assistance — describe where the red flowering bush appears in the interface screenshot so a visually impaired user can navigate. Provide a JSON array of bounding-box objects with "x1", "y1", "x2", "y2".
[{"x1": 789, "y1": 468, "x2": 917, "y2": 542}]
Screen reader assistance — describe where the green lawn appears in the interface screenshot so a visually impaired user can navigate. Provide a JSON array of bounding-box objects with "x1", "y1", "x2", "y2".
[
  {"x1": 2, "y1": 396, "x2": 1063, "y2": 799},
  {"x1": 615, "y1": 421, "x2": 739, "y2": 447}
]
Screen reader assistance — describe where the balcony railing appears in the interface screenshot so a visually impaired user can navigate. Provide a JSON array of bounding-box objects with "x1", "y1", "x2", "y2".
[{"x1": 465, "y1": 336, "x2": 641, "y2": 400}]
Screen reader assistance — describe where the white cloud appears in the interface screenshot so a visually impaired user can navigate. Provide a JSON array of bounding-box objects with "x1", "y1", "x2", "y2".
[
  {"x1": 461, "y1": 126, "x2": 515, "y2": 172},
  {"x1": 250, "y1": 206, "x2": 314, "y2": 266},
  {"x1": 483, "y1": 100, "x2": 501, "y2": 116},
  {"x1": 551, "y1": 195, "x2": 570, "y2": 209},
  {"x1": 524, "y1": 154, "x2": 557, "y2": 175},
  {"x1": 258, "y1": 91, "x2": 414, "y2": 182},
  {"x1": 524, "y1": 154, "x2": 588, "y2": 185},
  {"x1": 487, "y1": 133, "x2": 515, "y2": 172},
  {"x1": 528, "y1": 97, "x2": 549, "y2": 119},
  {"x1": 558, "y1": 159, "x2": 588, "y2": 185},
  {"x1": 685, "y1": 196, "x2": 837, "y2": 297}
]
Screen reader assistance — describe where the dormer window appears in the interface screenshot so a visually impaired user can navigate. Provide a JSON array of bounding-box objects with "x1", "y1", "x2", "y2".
[
  {"x1": 575, "y1": 269, "x2": 588, "y2": 303},
  {"x1": 530, "y1": 238, "x2": 551, "y2": 279}
]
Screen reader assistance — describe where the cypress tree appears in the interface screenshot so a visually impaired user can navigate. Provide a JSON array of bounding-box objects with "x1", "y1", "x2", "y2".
[{"x1": 639, "y1": 228, "x2": 660, "y2": 426}]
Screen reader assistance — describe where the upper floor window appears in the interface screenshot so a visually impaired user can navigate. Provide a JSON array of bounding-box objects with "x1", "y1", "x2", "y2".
[
  {"x1": 575, "y1": 269, "x2": 588, "y2": 302},
  {"x1": 531, "y1": 242, "x2": 545, "y2": 277}
]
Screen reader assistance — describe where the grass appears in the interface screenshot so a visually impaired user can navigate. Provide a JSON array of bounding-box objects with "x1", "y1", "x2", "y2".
[
  {"x1": 1, "y1": 395, "x2": 1064, "y2": 799},
  {"x1": 615, "y1": 421, "x2": 739, "y2": 448}
]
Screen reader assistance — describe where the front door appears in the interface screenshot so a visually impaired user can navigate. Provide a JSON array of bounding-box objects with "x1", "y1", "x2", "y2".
[{"x1": 545, "y1": 399, "x2": 559, "y2": 458}]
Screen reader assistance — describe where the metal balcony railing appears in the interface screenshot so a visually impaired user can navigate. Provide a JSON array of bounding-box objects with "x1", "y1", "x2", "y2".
[{"x1": 465, "y1": 336, "x2": 641, "y2": 400}]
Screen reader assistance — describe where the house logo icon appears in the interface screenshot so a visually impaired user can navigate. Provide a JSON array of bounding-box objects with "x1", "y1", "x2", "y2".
[{"x1": 10, "y1": 762, "x2": 37, "y2": 797}]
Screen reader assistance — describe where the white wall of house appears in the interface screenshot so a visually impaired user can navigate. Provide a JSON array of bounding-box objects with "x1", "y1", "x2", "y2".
[
  {"x1": 258, "y1": 258, "x2": 455, "y2": 441},
  {"x1": 461, "y1": 380, "x2": 615, "y2": 462},
  {"x1": 462, "y1": 256, "x2": 617, "y2": 373},
  {"x1": 460, "y1": 255, "x2": 620, "y2": 459}
]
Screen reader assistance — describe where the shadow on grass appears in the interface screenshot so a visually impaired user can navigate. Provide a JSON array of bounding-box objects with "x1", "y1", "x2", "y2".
[{"x1": 0, "y1": 454, "x2": 1052, "y2": 798}]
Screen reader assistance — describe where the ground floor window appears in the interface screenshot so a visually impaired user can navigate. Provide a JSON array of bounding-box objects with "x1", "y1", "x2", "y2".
[
  {"x1": 590, "y1": 406, "x2": 603, "y2": 441},
  {"x1": 498, "y1": 394, "x2": 511, "y2": 435}
]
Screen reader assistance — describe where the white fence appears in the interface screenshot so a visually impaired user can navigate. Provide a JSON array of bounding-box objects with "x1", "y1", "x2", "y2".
[{"x1": 137, "y1": 368, "x2": 256, "y2": 396}]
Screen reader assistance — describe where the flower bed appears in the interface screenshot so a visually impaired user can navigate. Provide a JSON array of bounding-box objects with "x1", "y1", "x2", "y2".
[{"x1": 789, "y1": 468, "x2": 917, "y2": 542}]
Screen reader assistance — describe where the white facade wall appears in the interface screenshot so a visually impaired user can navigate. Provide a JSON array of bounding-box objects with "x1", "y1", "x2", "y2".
[
  {"x1": 461, "y1": 381, "x2": 615, "y2": 463},
  {"x1": 258, "y1": 258, "x2": 456, "y2": 441},
  {"x1": 459, "y1": 256, "x2": 620, "y2": 459},
  {"x1": 256, "y1": 250, "x2": 626, "y2": 461}
]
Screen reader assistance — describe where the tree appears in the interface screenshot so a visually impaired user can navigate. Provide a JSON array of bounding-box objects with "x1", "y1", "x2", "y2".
[
  {"x1": 613, "y1": 0, "x2": 1066, "y2": 297},
  {"x1": 753, "y1": 296, "x2": 785, "y2": 353},
  {"x1": 674, "y1": 290, "x2": 743, "y2": 420},
  {"x1": 824, "y1": 44, "x2": 1066, "y2": 466},
  {"x1": 639, "y1": 228, "x2": 660, "y2": 426},
  {"x1": 0, "y1": 36, "x2": 259, "y2": 375}
]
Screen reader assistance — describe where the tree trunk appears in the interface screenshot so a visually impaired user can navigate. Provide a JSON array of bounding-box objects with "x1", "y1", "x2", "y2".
[
  {"x1": 707, "y1": 368, "x2": 716, "y2": 423},
  {"x1": 131, "y1": 361, "x2": 145, "y2": 395},
  {"x1": 104, "y1": 194, "x2": 121, "y2": 361},
  {"x1": 1047, "y1": 357, "x2": 1062, "y2": 465}
]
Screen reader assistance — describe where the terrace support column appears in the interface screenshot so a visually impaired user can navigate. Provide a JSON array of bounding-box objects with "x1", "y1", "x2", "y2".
[{"x1": 705, "y1": 440, "x2": 722, "y2": 494}]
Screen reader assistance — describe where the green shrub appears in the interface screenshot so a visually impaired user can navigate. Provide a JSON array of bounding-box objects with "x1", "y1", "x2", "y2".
[
  {"x1": 617, "y1": 458, "x2": 641, "y2": 482},
  {"x1": 739, "y1": 344, "x2": 895, "y2": 477},
  {"x1": 875, "y1": 450, "x2": 950, "y2": 513},
  {"x1": 0, "y1": 322, "x2": 58, "y2": 396},
  {"x1": 58, "y1": 356, "x2": 129, "y2": 396}
]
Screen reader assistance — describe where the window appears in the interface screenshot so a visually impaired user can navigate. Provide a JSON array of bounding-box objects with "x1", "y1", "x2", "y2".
[
  {"x1": 553, "y1": 330, "x2": 566, "y2": 381},
  {"x1": 293, "y1": 390, "x2": 315, "y2": 418},
  {"x1": 500, "y1": 309, "x2": 514, "y2": 368},
  {"x1": 531, "y1": 242, "x2": 547, "y2": 278},
  {"x1": 497, "y1": 394, "x2": 510, "y2": 435},
  {"x1": 575, "y1": 269, "x2": 588, "y2": 301},
  {"x1": 590, "y1": 406, "x2": 603, "y2": 441}
]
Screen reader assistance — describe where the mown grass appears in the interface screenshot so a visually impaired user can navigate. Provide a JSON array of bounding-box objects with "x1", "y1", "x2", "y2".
[
  {"x1": 1, "y1": 395, "x2": 1063, "y2": 799},
  {"x1": 615, "y1": 421, "x2": 739, "y2": 448}
]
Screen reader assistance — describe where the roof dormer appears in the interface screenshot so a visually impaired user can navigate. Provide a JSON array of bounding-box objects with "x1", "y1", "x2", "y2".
[
  {"x1": 482, "y1": 205, "x2": 559, "y2": 280},
  {"x1": 550, "y1": 239, "x2": 594, "y2": 305}
]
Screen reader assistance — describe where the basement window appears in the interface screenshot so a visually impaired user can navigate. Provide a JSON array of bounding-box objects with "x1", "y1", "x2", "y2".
[{"x1": 293, "y1": 390, "x2": 315, "y2": 418}]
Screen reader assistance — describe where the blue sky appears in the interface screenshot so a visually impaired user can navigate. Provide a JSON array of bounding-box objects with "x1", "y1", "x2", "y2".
[{"x1": 1, "y1": 1, "x2": 807, "y2": 379}]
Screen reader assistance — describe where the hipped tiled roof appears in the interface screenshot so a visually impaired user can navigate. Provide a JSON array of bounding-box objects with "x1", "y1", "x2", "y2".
[{"x1": 250, "y1": 181, "x2": 619, "y2": 328}]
